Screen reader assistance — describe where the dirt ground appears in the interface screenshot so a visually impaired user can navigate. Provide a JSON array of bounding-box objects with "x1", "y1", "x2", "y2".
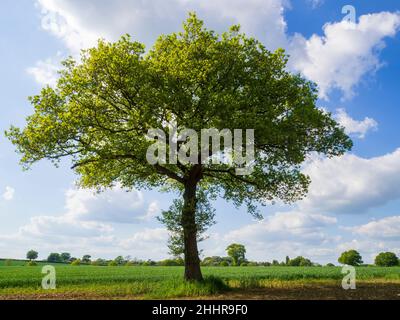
[{"x1": 209, "y1": 283, "x2": 400, "y2": 300}]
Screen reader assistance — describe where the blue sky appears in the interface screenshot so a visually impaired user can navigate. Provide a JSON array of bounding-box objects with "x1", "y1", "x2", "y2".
[{"x1": 0, "y1": 0, "x2": 400, "y2": 264}]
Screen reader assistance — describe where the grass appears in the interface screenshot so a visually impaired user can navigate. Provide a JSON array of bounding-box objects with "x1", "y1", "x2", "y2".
[{"x1": 0, "y1": 265, "x2": 399, "y2": 299}]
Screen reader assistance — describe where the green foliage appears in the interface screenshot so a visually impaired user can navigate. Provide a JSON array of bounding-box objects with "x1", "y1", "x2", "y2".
[
  {"x1": 113, "y1": 256, "x2": 125, "y2": 266},
  {"x1": 26, "y1": 250, "x2": 38, "y2": 261},
  {"x1": 202, "y1": 256, "x2": 232, "y2": 267},
  {"x1": 47, "y1": 253, "x2": 62, "y2": 263},
  {"x1": 272, "y1": 260, "x2": 280, "y2": 266},
  {"x1": 158, "y1": 258, "x2": 185, "y2": 266},
  {"x1": 219, "y1": 261, "x2": 229, "y2": 267},
  {"x1": 91, "y1": 259, "x2": 107, "y2": 266},
  {"x1": 71, "y1": 259, "x2": 81, "y2": 266},
  {"x1": 7, "y1": 14, "x2": 351, "y2": 217},
  {"x1": 108, "y1": 260, "x2": 118, "y2": 267},
  {"x1": 375, "y1": 252, "x2": 399, "y2": 267},
  {"x1": 338, "y1": 250, "x2": 363, "y2": 266},
  {"x1": 60, "y1": 253, "x2": 71, "y2": 263},
  {"x1": 82, "y1": 255, "x2": 92, "y2": 264},
  {"x1": 4, "y1": 260, "x2": 12, "y2": 267},
  {"x1": 27, "y1": 261, "x2": 37, "y2": 267},
  {"x1": 247, "y1": 262, "x2": 259, "y2": 267},
  {"x1": 288, "y1": 256, "x2": 313, "y2": 267},
  {"x1": 326, "y1": 263, "x2": 335, "y2": 267},
  {"x1": 142, "y1": 260, "x2": 157, "y2": 267},
  {"x1": 226, "y1": 244, "x2": 246, "y2": 266}
]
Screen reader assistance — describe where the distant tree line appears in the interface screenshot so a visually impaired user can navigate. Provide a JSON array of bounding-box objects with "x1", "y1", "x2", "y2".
[{"x1": 21, "y1": 247, "x2": 400, "y2": 267}]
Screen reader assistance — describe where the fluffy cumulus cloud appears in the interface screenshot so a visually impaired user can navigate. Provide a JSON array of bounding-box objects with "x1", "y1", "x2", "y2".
[
  {"x1": 349, "y1": 216, "x2": 400, "y2": 240},
  {"x1": 0, "y1": 223, "x2": 169, "y2": 260},
  {"x1": 0, "y1": 185, "x2": 166, "y2": 260},
  {"x1": 299, "y1": 149, "x2": 400, "y2": 214},
  {"x1": 30, "y1": 0, "x2": 290, "y2": 92},
  {"x1": 209, "y1": 211, "x2": 339, "y2": 262},
  {"x1": 26, "y1": 56, "x2": 60, "y2": 87},
  {"x1": 2, "y1": 186, "x2": 15, "y2": 201},
  {"x1": 289, "y1": 12, "x2": 400, "y2": 99},
  {"x1": 64, "y1": 186, "x2": 159, "y2": 223},
  {"x1": 225, "y1": 211, "x2": 336, "y2": 243},
  {"x1": 32, "y1": 1, "x2": 400, "y2": 102},
  {"x1": 19, "y1": 215, "x2": 113, "y2": 239},
  {"x1": 35, "y1": 0, "x2": 289, "y2": 53},
  {"x1": 334, "y1": 108, "x2": 378, "y2": 139}
]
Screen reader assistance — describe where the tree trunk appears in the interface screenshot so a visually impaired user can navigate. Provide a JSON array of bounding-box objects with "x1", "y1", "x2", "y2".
[{"x1": 181, "y1": 168, "x2": 203, "y2": 282}]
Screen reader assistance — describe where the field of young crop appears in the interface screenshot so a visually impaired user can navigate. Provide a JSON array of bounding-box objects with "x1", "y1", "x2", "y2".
[{"x1": 1, "y1": 264, "x2": 400, "y2": 299}]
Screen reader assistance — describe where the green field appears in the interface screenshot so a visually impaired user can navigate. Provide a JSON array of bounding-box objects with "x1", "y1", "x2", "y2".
[{"x1": 1, "y1": 264, "x2": 400, "y2": 299}]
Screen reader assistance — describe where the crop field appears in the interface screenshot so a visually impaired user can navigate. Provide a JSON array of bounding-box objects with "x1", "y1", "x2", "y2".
[{"x1": 1, "y1": 264, "x2": 400, "y2": 300}]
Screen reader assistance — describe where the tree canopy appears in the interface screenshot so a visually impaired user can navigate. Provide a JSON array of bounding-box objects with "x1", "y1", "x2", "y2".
[
  {"x1": 375, "y1": 252, "x2": 399, "y2": 267},
  {"x1": 338, "y1": 250, "x2": 363, "y2": 266},
  {"x1": 26, "y1": 250, "x2": 38, "y2": 261},
  {"x1": 226, "y1": 243, "x2": 247, "y2": 266}
]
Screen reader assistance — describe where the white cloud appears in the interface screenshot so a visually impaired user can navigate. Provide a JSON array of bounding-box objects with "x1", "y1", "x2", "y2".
[
  {"x1": 0, "y1": 184, "x2": 167, "y2": 260},
  {"x1": 33, "y1": 2, "x2": 400, "y2": 102},
  {"x1": 20, "y1": 215, "x2": 113, "y2": 238},
  {"x1": 198, "y1": 211, "x2": 339, "y2": 263},
  {"x1": 224, "y1": 211, "x2": 337, "y2": 251},
  {"x1": 306, "y1": 0, "x2": 324, "y2": 9},
  {"x1": 289, "y1": 12, "x2": 400, "y2": 99},
  {"x1": 35, "y1": 0, "x2": 289, "y2": 53},
  {"x1": 64, "y1": 186, "x2": 159, "y2": 224},
  {"x1": 349, "y1": 216, "x2": 400, "y2": 240},
  {"x1": 2, "y1": 186, "x2": 15, "y2": 201},
  {"x1": 27, "y1": 57, "x2": 60, "y2": 87},
  {"x1": 195, "y1": 0, "x2": 289, "y2": 50},
  {"x1": 226, "y1": 211, "x2": 336, "y2": 241},
  {"x1": 0, "y1": 225, "x2": 169, "y2": 261},
  {"x1": 300, "y1": 149, "x2": 400, "y2": 214},
  {"x1": 29, "y1": 0, "x2": 290, "y2": 93},
  {"x1": 120, "y1": 228, "x2": 169, "y2": 250},
  {"x1": 334, "y1": 108, "x2": 378, "y2": 139}
]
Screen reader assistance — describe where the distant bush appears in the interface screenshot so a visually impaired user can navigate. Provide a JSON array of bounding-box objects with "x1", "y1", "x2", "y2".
[
  {"x1": 159, "y1": 258, "x2": 184, "y2": 266},
  {"x1": 326, "y1": 263, "x2": 335, "y2": 267},
  {"x1": 202, "y1": 256, "x2": 233, "y2": 267},
  {"x1": 91, "y1": 259, "x2": 107, "y2": 266},
  {"x1": 71, "y1": 259, "x2": 81, "y2": 266},
  {"x1": 4, "y1": 259, "x2": 13, "y2": 266},
  {"x1": 288, "y1": 256, "x2": 313, "y2": 267},
  {"x1": 142, "y1": 260, "x2": 157, "y2": 266},
  {"x1": 125, "y1": 261, "x2": 135, "y2": 267},
  {"x1": 108, "y1": 260, "x2": 118, "y2": 267},
  {"x1": 47, "y1": 253, "x2": 62, "y2": 263},
  {"x1": 219, "y1": 261, "x2": 229, "y2": 267},
  {"x1": 240, "y1": 262, "x2": 248, "y2": 267},
  {"x1": 27, "y1": 261, "x2": 37, "y2": 266},
  {"x1": 375, "y1": 252, "x2": 399, "y2": 267},
  {"x1": 248, "y1": 262, "x2": 259, "y2": 267}
]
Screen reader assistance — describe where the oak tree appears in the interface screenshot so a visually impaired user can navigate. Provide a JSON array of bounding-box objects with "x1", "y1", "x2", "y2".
[{"x1": 6, "y1": 14, "x2": 352, "y2": 281}]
